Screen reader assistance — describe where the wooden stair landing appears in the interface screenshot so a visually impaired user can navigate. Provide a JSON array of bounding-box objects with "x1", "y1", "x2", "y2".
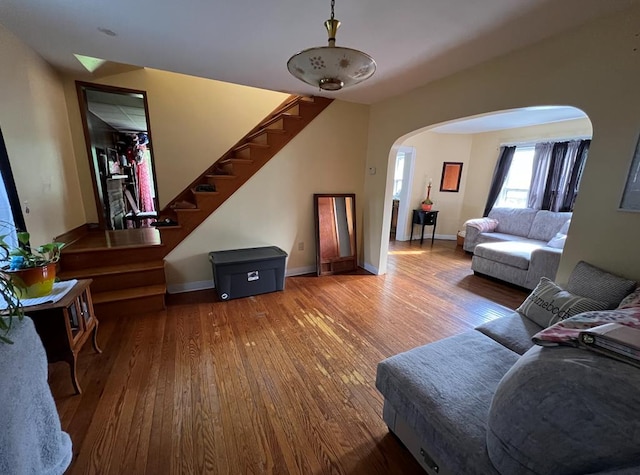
[
  {"x1": 58, "y1": 229, "x2": 167, "y2": 318},
  {"x1": 57, "y1": 95, "x2": 333, "y2": 318}
]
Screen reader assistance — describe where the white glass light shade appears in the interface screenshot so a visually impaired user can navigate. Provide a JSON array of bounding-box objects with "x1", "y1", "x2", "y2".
[{"x1": 287, "y1": 46, "x2": 376, "y2": 91}]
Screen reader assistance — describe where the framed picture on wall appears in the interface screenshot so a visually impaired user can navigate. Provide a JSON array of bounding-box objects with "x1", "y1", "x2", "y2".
[
  {"x1": 440, "y1": 162, "x2": 463, "y2": 192},
  {"x1": 620, "y1": 134, "x2": 640, "y2": 211}
]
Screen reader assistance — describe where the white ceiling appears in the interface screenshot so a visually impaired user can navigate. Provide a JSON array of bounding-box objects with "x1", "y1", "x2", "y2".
[
  {"x1": 1, "y1": 0, "x2": 638, "y2": 105},
  {"x1": 430, "y1": 106, "x2": 587, "y2": 134},
  {"x1": 86, "y1": 90, "x2": 147, "y2": 132}
]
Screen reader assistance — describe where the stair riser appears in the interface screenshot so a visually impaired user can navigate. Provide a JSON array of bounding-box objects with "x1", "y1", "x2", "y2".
[
  {"x1": 94, "y1": 293, "x2": 166, "y2": 318},
  {"x1": 61, "y1": 247, "x2": 165, "y2": 271},
  {"x1": 73, "y1": 268, "x2": 166, "y2": 293}
]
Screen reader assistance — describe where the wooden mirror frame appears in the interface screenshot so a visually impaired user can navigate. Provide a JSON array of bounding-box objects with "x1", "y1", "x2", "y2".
[
  {"x1": 439, "y1": 162, "x2": 463, "y2": 192},
  {"x1": 314, "y1": 193, "x2": 357, "y2": 276},
  {"x1": 76, "y1": 81, "x2": 160, "y2": 230}
]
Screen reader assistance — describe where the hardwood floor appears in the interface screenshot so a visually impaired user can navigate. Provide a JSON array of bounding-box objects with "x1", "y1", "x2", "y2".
[{"x1": 49, "y1": 240, "x2": 527, "y2": 474}]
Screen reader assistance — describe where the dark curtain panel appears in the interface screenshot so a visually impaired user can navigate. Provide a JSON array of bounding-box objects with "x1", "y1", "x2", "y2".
[
  {"x1": 560, "y1": 139, "x2": 590, "y2": 211},
  {"x1": 541, "y1": 142, "x2": 568, "y2": 211},
  {"x1": 483, "y1": 145, "x2": 516, "y2": 216}
]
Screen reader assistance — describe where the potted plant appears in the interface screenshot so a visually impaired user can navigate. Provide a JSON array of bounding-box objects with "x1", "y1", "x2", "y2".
[
  {"x1": 421, "y1": 197, "x2": 434, "y2": 211},
  {"x1": 3, "y1": 231, "x2": 64, "y2": 298},
  {"x1": 0, "y1": 231, "x2": 64, "y2": 343}
]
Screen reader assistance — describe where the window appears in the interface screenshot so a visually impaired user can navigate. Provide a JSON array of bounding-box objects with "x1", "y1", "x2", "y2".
[
  {"x1": 494, "y1": 146, "x2": 535, "y2": 208},
  {"x1": 0, "y1": 128, "x2": 25, "y2": 248},
  {"x1": 392, "y1": 151, "x2": 405, "y2": 198}
]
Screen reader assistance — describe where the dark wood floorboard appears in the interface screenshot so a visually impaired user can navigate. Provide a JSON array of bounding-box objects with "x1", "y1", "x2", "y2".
[{"x1": 49, "y1": 240, "x2": 527, "y2": 474}]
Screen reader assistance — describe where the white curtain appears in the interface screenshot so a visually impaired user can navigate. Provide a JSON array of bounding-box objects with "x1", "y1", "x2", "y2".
[{"x1": 527, "y1": 142, "x2": 553, "y2": 209}]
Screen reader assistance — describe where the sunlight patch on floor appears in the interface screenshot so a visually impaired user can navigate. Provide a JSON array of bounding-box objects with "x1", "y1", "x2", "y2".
[{"x1": 388, "y1": 250, "x2": 427, "y2": 255}]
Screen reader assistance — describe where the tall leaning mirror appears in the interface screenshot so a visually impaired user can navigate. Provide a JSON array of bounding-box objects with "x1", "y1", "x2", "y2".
[{"x1": 314, "y1": 193, "x2": 357, "y2": 276}]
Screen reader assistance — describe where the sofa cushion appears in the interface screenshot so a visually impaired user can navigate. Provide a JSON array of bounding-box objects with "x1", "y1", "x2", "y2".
[
  {"x1": 474, "y1": 241, "x2": 545, "y2": 270},
  {"x1": 526, "y1": 211, "x2": 572, "y2": 241},
  {"x1": 376, "y1": 331, "x2": 519, "y2": 475},
  {"x1": 516, "y1": 277, "x2": 609, "y2": 327},
  {"x1": 567, "y1": 261, "x2": 637, "y2": 309},
  {"x1": 475, "y1": 312, "x2": 541, "y2": 355},
  {"x1": 487, "y1": 208, "x2": 538, "y2": 237},
  {"x1": 487, "y1": 345, "x2": 640, "y2": 475}
]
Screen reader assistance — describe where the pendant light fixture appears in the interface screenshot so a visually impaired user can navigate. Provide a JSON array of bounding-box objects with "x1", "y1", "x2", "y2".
[{"x1": 287, "y1": 0, "x2": 376, "y2": 91}]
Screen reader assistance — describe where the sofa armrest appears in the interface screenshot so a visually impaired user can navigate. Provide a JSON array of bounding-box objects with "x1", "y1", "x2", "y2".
[
  {"x1": 524, "y1": 246, "x2": 563, "y2": 289},
  {"x1": 463, "y1": 218, "x2": 498, "y2": 253}
]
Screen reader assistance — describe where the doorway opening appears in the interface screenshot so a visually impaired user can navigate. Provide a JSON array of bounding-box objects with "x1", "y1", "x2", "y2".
[
  {"x1": 390, "y1": 146, "x2": 415, "y2": 242},
  {"x1": 76, "y1": 82, "x2": 159, "y2": 230}
]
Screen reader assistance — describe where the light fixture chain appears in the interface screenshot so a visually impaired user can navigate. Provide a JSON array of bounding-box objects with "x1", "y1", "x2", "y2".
[{"x1": 330, "y1": 0, "x2": 335, "y2": 21}]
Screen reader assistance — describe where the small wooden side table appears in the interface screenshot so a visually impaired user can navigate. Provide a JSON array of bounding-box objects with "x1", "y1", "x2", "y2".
[
  {"x1": 23, "y1": 279, "x2": 101, "y2": 394},
  {"x1": 410, "y1": 210, "x2": 439, "y2": 245}
]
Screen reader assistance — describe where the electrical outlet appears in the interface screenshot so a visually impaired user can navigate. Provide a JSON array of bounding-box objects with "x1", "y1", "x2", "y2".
[{"x1": 298, "y1": 242, "x2": 304, "y2": 251}]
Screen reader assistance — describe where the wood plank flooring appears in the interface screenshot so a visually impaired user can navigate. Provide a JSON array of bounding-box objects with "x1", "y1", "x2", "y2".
[{"x1": 49, "y1": 240, "x2": 527, "y2": 474}]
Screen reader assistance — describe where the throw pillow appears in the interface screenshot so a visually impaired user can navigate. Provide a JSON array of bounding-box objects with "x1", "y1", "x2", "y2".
[
  {"x1": 464, "y1": 218, "x2": 498, "y2": 233},
  {"x1": 517, "y1": 277, "x2": 609, "y2": 328},
  {"x1": 532, "y1": 307, "x2": 640, "y2": 347},
  {"x1": 618, "y1": 287, "x2": 640, "y2": 309},
  {"x1": 566, "y1": 261, "x2": 637, "y2": 309},
  {"x1": 547, "y1": 232, "x2": 566, "y2": 249}
]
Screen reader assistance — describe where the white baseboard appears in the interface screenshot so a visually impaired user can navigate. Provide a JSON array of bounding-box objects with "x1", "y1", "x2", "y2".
[
  {"x1": 167, "y1": 266, "x2": 318, "y2": 294},
  {"x1": 363, "y1": 262, "x2": 380, "y2": 275},
  {"x1": 167, "y1": 280, "x2": 215, "y2": 294},
  {"x1": 286, "y1": 266, "x2": 316, "y2": 276}
]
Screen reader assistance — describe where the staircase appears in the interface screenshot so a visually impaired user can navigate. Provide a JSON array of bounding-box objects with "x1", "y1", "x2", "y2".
[{"x1": 58, "y1": 95, "x2": 333, "y2": 317}]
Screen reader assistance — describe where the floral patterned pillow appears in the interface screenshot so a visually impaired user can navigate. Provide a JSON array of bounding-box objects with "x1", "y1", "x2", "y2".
[
  {"x1": 618, "y1": 287, "x2": 640, "y2": 309},
  {"x1": 532, "y1": 307, "x2": 640, "y2": 347}
]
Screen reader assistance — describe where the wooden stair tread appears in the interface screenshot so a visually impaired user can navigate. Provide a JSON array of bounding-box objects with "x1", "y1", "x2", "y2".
[
  {"x1": 205, "y1": 174, "x2": 236, "y2": 180},
  {"x1": 261, "y1": 113, "x2": 302, "y2": 129},
  {"x1": 92, "y1": 284, "x2": 167, "y2": 304},
  {"x1": 220, "y1": 158, "x2": 253, "y2": 164},
  {"x1": 59, "y1": 261, "x2": 165, "y2": 279},
  {"x1": 246, "y1": 128, "x2": 287, "y2": 140},
  {"x1": 63, "y1": 242, "x2": 165, "y2": 254}
]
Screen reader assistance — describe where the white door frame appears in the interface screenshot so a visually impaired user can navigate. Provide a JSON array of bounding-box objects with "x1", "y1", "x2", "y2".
[{"x1": 394, "y1": 146, "x2": 416, "y2": 241}]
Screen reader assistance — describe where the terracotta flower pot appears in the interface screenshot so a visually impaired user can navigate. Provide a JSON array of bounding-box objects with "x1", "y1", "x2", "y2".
[
  {"x1": 421, "y1": 203, "x2": 433, "y2": 211},
  {"x1": 5, "y1": 263, "x2": 56, "y2": 298}
]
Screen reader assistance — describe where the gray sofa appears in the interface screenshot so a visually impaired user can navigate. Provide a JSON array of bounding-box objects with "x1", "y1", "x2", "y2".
[
  {"x1": 376, "y1": 262, "x2": 640, "y2": 475},
  {"x1": 464, "y1": 208, "x2": 572, "y2": 289}
]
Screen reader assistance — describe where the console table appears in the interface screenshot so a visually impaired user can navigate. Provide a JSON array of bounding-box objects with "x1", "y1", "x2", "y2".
[
  {"x1": 410, "y1": 210, "x2": 439, "y2": 245},
  {"x1": 23, "y1": 279, "x2": 101, "y2": 394}
]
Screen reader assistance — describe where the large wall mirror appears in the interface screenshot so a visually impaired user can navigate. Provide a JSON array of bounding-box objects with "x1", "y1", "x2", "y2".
[
  {"x1": 314, "y1": 193, "x2": 357, "y2": 276},
  {"x1": 76, "y1": 81, "x2": 159, "y2": 230}
]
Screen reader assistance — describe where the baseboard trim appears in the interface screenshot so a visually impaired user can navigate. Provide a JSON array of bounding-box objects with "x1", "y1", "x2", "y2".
[
  {"x1": 363, "y1": 262, "x2": 380, "y2": 275},
  {"x1": 167, "y1": 280, "x2": 214, "y2": 294},
  {"x1": 167, "y1": 266, "x2": 319, "y2": 294},
  {"x1": 286, "y1": 265, "x2": 316, "y2": 276}
]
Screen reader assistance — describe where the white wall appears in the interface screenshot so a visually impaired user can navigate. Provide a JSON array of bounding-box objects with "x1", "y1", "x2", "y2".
[
  {"x1": 0, "y1": 24, "x2": 85, "y2": 247},
  {"x1": 365, "y1": 5, "x2": 640, "y2": 284}
]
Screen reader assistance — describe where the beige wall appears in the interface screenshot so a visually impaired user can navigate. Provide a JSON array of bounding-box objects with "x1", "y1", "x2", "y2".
[
  {"x1": 402, "y1": 133, "x2": 473, "y2": 237},
  {"x1": 60, "y1": 68, "x2": 368, "y2": 289},
  {"x1": 397, "y1": 118, "x2": 592, "y2": 240},
  {"x1": 365, "y1": 5, "x2": 640, "y2": 283},
  {"x1": 62, "y1": 68, "x2": 289, "y2": 222},
  {"x1": 164, "y1": 100, "x2": 369, "y2": 291},
  {"x1": 0, "y1": 25, "x2": 85, "y2": 247}
]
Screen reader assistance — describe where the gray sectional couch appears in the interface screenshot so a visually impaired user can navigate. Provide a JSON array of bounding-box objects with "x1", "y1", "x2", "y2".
[
  {"x1": 376, "y1": 262, "x2": 640, "y2": 475},
  {"x1": 464, "y1": 208, "x2": 572, "y2": 289}
]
